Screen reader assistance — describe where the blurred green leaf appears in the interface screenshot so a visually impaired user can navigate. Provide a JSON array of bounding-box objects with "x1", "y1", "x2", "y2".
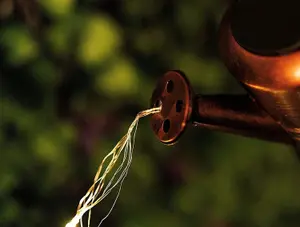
[
  {"x1": 39, "y1": 0, "x2": 75, "y2": 18},
  {"x1": 172, "y1": 52, "x2": 226, "y2": 92},
  {"x1": 1, "y1": 25, "x2": 38, "y2": 65},
  {"x1": 134, "y1": 28, "x2": 166, "y2": 55},
  {"x1": 77, "y1": 14, "x2": 121, "y2": 67},
  {"x1": 96, "y1": 57, "x2": 139, "y2": 98}
]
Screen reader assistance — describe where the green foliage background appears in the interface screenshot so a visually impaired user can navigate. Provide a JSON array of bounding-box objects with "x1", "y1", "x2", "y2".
[{"x1": 0, "y1": 0, "x2": 299, "y2": 226}]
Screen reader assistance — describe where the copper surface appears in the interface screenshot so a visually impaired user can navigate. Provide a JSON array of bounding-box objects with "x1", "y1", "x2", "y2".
[
  {"x1": 150, "y1": 71, "x2": 193, "y2": 145},
  {"x1": 193, "y1": 95, "x2": 293, "y2": 144},
  {"x1": 219, "y1": 3, "x2": 300, "y2": 142}
]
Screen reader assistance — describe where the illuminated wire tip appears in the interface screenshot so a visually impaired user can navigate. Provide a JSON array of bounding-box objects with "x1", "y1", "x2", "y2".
[{"x1": 65, "y1": 218, "x2": 79, "y2": 227}]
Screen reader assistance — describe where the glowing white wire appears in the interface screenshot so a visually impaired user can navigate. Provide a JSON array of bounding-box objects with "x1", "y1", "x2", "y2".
[{"x1": 66, "y1": 106, "x2": 160, "y2": 227}]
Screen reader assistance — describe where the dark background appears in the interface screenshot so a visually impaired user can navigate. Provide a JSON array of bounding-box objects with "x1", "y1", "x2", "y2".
[{"x1": 0, "y1": 0, "x2": 299, "y2": 227}]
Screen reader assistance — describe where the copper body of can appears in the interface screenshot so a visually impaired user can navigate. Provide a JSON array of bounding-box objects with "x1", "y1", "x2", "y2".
[{"x1": 218, "y1": 0, "x2": 300, "y2": 142}]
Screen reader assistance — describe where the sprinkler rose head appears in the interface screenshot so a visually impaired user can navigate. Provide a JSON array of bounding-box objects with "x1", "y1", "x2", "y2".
[{"x1": 150, "y1": 71, "x2": 193, "y2": 145}]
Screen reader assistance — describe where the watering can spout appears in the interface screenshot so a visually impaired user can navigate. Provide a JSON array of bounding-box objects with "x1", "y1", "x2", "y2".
[{"x1": 149, "y1": 71, "x2": 294, "y2": 146}]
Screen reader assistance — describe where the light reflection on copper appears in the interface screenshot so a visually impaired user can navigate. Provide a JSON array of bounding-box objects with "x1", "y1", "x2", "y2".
[{"x1": 219, "y1": 6, "x2": 300, "y2": 142}]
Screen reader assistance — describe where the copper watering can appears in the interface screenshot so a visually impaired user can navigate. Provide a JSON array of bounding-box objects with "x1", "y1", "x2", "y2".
[{"x1": 150, "y1": 0, "x2": 300, "y2": 157}]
